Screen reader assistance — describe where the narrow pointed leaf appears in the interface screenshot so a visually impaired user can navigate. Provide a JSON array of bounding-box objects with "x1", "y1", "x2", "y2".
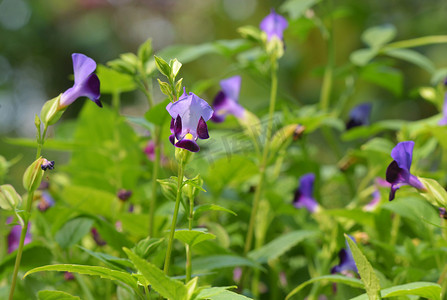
[
  {"x1": 345, "y1": 234, "x2": 381, "y2": 300},
  {"x1": 123, "y1": 248, "x2": 187, "y2": 300}
]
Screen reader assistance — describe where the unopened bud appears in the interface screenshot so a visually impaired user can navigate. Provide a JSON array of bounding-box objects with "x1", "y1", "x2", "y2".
[
  {"x1": 0, "y1": 184, "x2": 22, "y2": 210},
  {"x1": 23, "y1": 157, "x2": 54, "y2": 192},
  {"x1": 40, "y1": 95, "x2": 65, "y2": 126}
]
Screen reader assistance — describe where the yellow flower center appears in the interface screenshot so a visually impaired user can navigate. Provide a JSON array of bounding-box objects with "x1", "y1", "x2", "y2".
[{"x1": 184, "y1": 133, "x2": 194, "y2": 140}]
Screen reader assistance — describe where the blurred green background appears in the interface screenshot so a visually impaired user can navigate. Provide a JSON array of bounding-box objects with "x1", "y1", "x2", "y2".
[{"x1": 1, "y1": 0, "x2": 446, "y2": 188}]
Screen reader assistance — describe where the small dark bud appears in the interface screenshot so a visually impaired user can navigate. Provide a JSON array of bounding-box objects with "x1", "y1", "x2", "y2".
[{"x1": 117, "y1": 189, "x2": 132, "y2": 202}]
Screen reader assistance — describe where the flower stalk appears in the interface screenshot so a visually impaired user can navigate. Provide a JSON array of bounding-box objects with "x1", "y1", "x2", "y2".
[{"x1": 163, "y1": 157, "x2": 185, "y2": 275}]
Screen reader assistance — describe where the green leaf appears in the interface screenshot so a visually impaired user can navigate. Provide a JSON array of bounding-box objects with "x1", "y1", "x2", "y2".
[
  {"x1": 194, "y1": 204, "x2": 237, "y2": 218},
  {"x1": 54, "y1": 217, "x2": 94, "y2": 249},
  {"x1": 280, "y1": 0, "x2": 320, "y2": 20},
  {"x1": 157, "y1": 79, "x2": 172, "y2": 97},
  {"x1": 170, "y1": 58, "x2": 182, "y2": 78},
  {"x1": 157, "y1": 43, "x2": 217, "y2": 64},
  {"x1": 342, "y1": 120, "x2": 405, "y2": 141},
  {"x1": 24, "y1": 264, "x2": 140, "y2": 295},
  {"x1": 123, "y1": 248, "x2": 188, "y2": 300},
  {"x1": 419, "y1": 177, "x2": 447, "y2": 208},
  {"x1": 350, "y1": 282, "x2": 441, "y2": 300},
  {"x1": 154, "y1": 55, "x2": 172, "y2": 77},
  {"x1": 248, "y1": 230, "x2": 316, "y2": 264},
  {"x1": 350, "y1": 48, "x2": 378, "y2": 66},
  {"x1": 362, "y1": 24, "x2": 396, "y2": 48},
  {"x1": 132, "y1": 237, "x2": 164, "y2": 259},
  {"x1": 345, "y1": 234, "x2": 381, "y2": 300},
  {"x1": 191, "y1": 255, "x2": 262, "y2": 273},
  {"x1": 194, "y1": 286, "x2": 237, "y2": 299},
  {"x1": 286, "y1": 275, "x2": 364, "y2": 300},
  {"x1": 138, "y1": 38, "x2": 153, "y2": 66},
  {"x1": 79, "y1": 246, "x2": 134, "y2": 270},
  {"x1": 237, "y1": 25, "x2": 263, "y2": 43},
  {"x1": 37, "y1": 290, "x2": 80, "y2": 300},
  {"x1": 175, "y1": 229, "x2": 216, "y2": 247},
  {"x1": 198, "y1": 289, "x2": 253, "y2": 300},
  {"x1": 360, "y1": 64, "x2": 402, "y2": 96},
  {"x1": 145, "y1": 98, "x2": 171, "y2": 126},
  {"x1": 97, "y1": 65, "x2": 136, "y2": 94},
  {"x1": 382, "y1": 197, "x2": 439, "y2": 224},
  {"x1": 384, "y1": 48, "x2": 436, "y2": 73}
]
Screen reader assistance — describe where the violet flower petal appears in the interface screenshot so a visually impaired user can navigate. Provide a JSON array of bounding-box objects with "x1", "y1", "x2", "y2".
[
  {"x1": 8, "y1": 222, "x2": 32, "y2": 253},
  {"x1": 386, "y1": 141, "x2": 425, "y2": 200},
  {"x1": 166, "y1": 92, "x2": 213, "y2": 139},
  {"x1": 346, "y1": 103, "x2": 372, "y2": 130},
  {"x1": 293, "y1": 173, "x2": 318, "y2": 213},
  {"x1": 260, "y1": 9, "x2": 288, "y2": 41},
  {"x1": 331, "y1": 235, "x2": 358, "y2": 274},
  {"x1": 196, "y1": 117, "x2": 209, "y2": 139},
  {"x1": 60, "y1": 53, "x2": 101, "y2": 108}
]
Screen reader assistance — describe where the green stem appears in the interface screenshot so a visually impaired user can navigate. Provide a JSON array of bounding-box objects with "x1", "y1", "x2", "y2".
[
  {"x1": 185, "y1": 194, "x2": 194, "y2": 282},
  {"x1": 112, "y1": 91, "x2": 121, "y2": 113},
  {"x1": 8, "y1": 192, "x2": 34, "y2": 300},
  {"x1": 390, "y1": 214, "x2": 401, "y2": 246},
  {"x1": 244, "y1": 60, "x2": 278, "y2": 256},
  {"x1": 163, "y1": 159, "x2": 184, "y2": 275},
  {"x1": 36, "y1": 125, "x2": 48, "y2": 159},
  {"x1": 382, "y1": 35, "x2": 447, "y2": 51},
  {"x1": 149, "y1": 126, "x2": 161, "y2": 237},
  {"x1": 319, "y1": 0, "x2": 334, "y2": 111},
  {"x1": 241, "y1": 60, "x2": 278, "y2": 295}
]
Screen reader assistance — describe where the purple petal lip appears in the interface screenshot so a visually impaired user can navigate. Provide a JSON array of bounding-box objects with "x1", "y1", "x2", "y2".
[
  {"x1": 331, "y1": 235, "x2": 358, "y2": 274},
  {"x1": 346, "y1": 103, "x2": 372, "y2": 130},
  {"x1": 293, "y1": 173, "x2": 318, "y2": 213},
  {"x1": 260, "y1": 8, "x2": 288, "y2": 41},
  {"x1": 386, "y1": 141, "x2": 426, "y2": 201},
  {"x1": 211, "y1": 76, "x2": 245, "y2": 123},
  {"x1": 59, "y1": 53, "x2": 101, "y2": 108}
]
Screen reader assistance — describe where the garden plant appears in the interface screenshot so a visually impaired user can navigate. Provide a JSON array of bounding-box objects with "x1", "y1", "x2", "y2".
[{"x1": 1, "y1": 1, "x2": 447, "y2": 300}]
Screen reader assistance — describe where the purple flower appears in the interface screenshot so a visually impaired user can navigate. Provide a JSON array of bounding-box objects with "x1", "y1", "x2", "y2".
[
  {"x1": 293, "y1": 173, "x2": 319, "y2": 213},
  {"x1": 117, "y1": 189, "x2": 132, "y2": 202},
  {"x1": 7, "y1": 218, "x2": 32, "y2": 253},
  {"x1": 439, "y1": 207, "x2": 447, "y2": 220},
  {"x1": 233, "y1": 267, "x2": 242, "y2": 283},
  {"x1": 331, "y1": 235, "x2": 358, "y2": 275},
  {"x1": 91, "y1": 228, "x2": 106, "y2": 246},
  {"x1": 363, "y1": 189, "x2": 381, "y2": 212},
  {"x1": 41, "y1": 159, "x2": 55, "y2": 171},
  {"x1": 385, "y1": 141, "x2": 426, "y2": 201},
  {"x1": 37, "y1": 191, "x2": 55, "y2": 212},
  {"x1": 59, "y1": 53, "x2": 101, "y2": 109},
  {"x1": 166, "y1": 89, "x2": 214, "y2": 152},
  {"x1": 211, "y1": 76, "x2": 245, "y2": 123},
  {"x1": 260, "y1": 9, "x2": 288, "y2": 42},
  {"x1": 346, "y1": 103, "x2": 372, "y2": 130},
  {"x1": 64, "y1": 272, "x2": 75, "y2": 281}
]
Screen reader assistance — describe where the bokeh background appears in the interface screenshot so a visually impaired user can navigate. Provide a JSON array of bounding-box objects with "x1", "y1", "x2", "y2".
[{"x1": 1, "y1": 0, "x2": 446, "y2": 186}]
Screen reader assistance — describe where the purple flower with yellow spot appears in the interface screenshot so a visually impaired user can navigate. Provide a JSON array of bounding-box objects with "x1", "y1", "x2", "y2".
[
  {"x1": 260, "y1": 9, "x2": 288, "y2": 42},
  {"x1": 211, "y1": 76, "x2": 245, "y2": 123},
  {"x1": 37, "y1": 191, "x2": 55, "y2": 212},
  {"x1": 385, "y1": 141, "x2": 426, "y2": 201},
  {"x1": 59, "y1": 53, "x2": 101, "y2": 109},
  {"x1": 7, "y1": 218, "x2": 32, "y2": 253},
  {"x1": 166, "y1": 89, "x2": 213, "y2": 152},
  {"x1": 346, "y1": 103, "x2": 372, "y2": 130},
  {"x1": 331, "y1": 235, "x2": 358, "y2": 275},
  {"x1": 293, "y1": 173, "x2": 319, "y2": 213}
]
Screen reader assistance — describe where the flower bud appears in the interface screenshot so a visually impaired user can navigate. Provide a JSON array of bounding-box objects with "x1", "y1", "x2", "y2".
[
  {"x1": 0, "y1": 184, "x2": 22, "y2": 210},
  {"x1": 175, "y1": 147, "x2": 192, "y2": 166},
  {"x1": 40, "y1": 95, "x2": 65, "y2": 126},
  {"x1": 23, "y1": 157, "x2": 54, "y2": 192}
]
